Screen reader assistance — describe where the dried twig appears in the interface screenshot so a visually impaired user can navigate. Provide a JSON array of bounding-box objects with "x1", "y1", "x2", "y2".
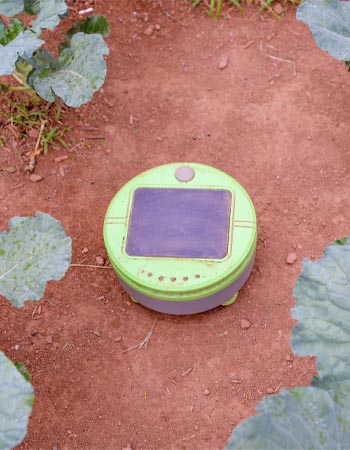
[
  {"x1": 70, "y1": 263, "x2": 113, "y2": 269},
  {"x1": 120, "y1": 320, "x2": 158, "y2": 354},
  {"x1": 260, "y1": 41, "x2": 296, "y2": 78}
]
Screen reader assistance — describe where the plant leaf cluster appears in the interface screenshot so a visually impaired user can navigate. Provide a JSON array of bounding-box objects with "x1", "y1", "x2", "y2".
[
  {"x1": 297, "y1": 0, "x2": 350, "y2": 68},
  {"x1": 0, "y1": 0, "x2": 110, "y2": 107},
  {"x1": 226, "y1": 238, "x2": 350, "y2": 448}
]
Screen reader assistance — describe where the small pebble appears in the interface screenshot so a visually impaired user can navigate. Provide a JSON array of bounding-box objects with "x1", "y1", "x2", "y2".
[
  {"x1": 114, "y1": 336, "x2": 122, "y2": 342},
  {"x1": 144, "y1": 25, "x2": 154, "y2": 36},
  {"x1": 96, "y1": 256, "x2": 105, "y2": 266},
  {"x1": 273, "y1": 3, "x2": 284, "y2": 14},
  {"x1": 266, "y1": 387, "x2": 274, "y2": 394},
  {"x1": 240, "y1": 319, "x2": 251, "y2": 330},
  {"x1": 29, "y1": 174, "x2": 43, "y2": 182},
  {"x1": 218, "y1": 55, "x2": 229, "y2": 70},
  {"x1": 14, "y1": 344, "x2": 20, "y2": 350},
  {"x1": 93, "y1": 330, "x2": 101, "y2": 337},
  {"x1": 286, "y1": 253, "x2": 297, "y2": 264},
  {"x1": 46, "y1": 336, "x2": 53, "y2": 344},
  {"x1": 204, "y1": 389, "x2": 210, "y2": 395}
]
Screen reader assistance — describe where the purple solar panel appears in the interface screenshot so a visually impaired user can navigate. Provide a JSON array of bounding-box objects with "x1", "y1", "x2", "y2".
[{"x1": 126, "y1": 188, "x2": 231, "y2": 259}]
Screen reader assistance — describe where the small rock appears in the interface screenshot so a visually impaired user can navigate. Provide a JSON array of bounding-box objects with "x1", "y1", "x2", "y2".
[
  {"x1": 194, "y1": 424, "x2": 199, "y2": 431},
  {"x1": 29, "y1": 174, "x2": 43, "y2": 182},
  {"x1": 93, "y1": 330, "x2": 101, "y2": 337},
  {"x1": 59, "y1": 166, "x2": 65, "y2": 177},
  {"x1": 54, "y1": 155, "x2": 69, "y2": 163},
  {"x1": 14, "y1": 344, "x2": 20, "y2": 350},
  {"x1": 203, "y1": 389, "x2": 210, "y2": 395},
  {"x1": 266, "y1": 387, "x2": 274, "y2": 394},
  {"x1": 96, "y1": 256, "x2": 105, "y2": 266},
  {"x1": 218, "y1": 55, "x2": 229, "y2": 70},
  {"x1": 273, "y1": 3, "x2": 284, "y2": 14},
  {"x1": 240, "y1": 319, "x2": 251, "y2": 330},
  {"x1": 82, "y1": 247, "x2": 89, "y2": 254},
  {"x1": 286, "y1": 253, "x2": 297, "y2": 265},
  {"x1": 46, "y1": 336, "x2": 53, "y2": 344},
  {"x1": 114, "y1": 336, "x2": 122, "y2": 342},
  {"x1": 121, "y1": 445, "x2": 133, "y2": 450},
  {"x1": 155, "y1": 24, "x2": 161, "y2": 30},
  {"x1": 144, "y1": 25, "x2": 154, "y2": 36},
  {"x1": 189, "y1": 405, "x2": 194, "y2": 412}
]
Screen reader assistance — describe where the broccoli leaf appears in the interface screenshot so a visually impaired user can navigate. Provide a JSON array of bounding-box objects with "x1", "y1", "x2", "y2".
[
  {"x1": 31, "y1": 0, "x2": 68, "y2": 32},
  {"x1": 297, "y1": 0, "x2": 350, "y2": 61},
  {"x1": 29, "y1": 32, "x2": 109, "y2": 107},
  {"x1": 60, "y1": 14, "x2": 110, "y2": 50},
  {"x1": 0, "y1": 0, "x2": 24, "y2": 16},
  {"x1": 0, "y1": 212, "x2": 72, "y2": 307},
  {"x1": 0, "y1": 29, "x2": 43, "y2": 76},
  {"x1": 226, "y1": 237, "x2": 350, "y2": 448},
  {"x1": 226, "y1": 387, "x2": 350, "y2": 449},
  {"x1": 292, "y1": 237, "x2": 350, "y2": 381},
  {"x1": 0, "y1": 352, "x2": 34, "y2": 450},
  {"x1": 23, "y1": 0, "x2": 41, "y2": 15}
]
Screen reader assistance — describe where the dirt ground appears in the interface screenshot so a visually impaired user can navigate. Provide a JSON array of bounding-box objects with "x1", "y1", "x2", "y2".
[{"x1": 1, "y1": 1, "x2": 350, "y2": 449}]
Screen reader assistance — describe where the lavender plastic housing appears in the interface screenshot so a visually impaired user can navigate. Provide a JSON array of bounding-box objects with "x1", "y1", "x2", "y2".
[{"x1": 118, "y1": 255, "x2": 255, "y2": 315}]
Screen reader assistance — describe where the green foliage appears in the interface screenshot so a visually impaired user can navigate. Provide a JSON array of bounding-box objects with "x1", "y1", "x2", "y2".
[
  {"x1": 28, "y1": 33, "x2": 109, "y2": 108},
  {"x1": 226, "y1": 238, "x2": 350, "y2": 449},
  {"x1": 0, "y1": 352, "x2": 34, "y2": 450},
  {"x1": 0, "y1": 212, "x2": 72, "y2": 448},
  {"x1": 0, "y1": 212, "x2": 72, "y2": 307},
  {"x1": 192, "y1": 0, "x2": 243, "y2": 18},
  {"x1": 0, "y1": 0, "x2": 109, "y2": 107},
  {"x1": 60, "y1": 14, "x2": 110, "y2": 50},
  {"x1": 191, "y1": 0, "x2": 298, "y2": 18},
  {"x1": 297, "y1": 0, "x2": 350, "y2": 65}
]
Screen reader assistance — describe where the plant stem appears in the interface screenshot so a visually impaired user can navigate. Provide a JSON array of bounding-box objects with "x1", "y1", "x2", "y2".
[
  {"x1": 216, "y1": 0, "x2": 222, "y2": 19},
  {"x1": 8, "y1": 86, "x2": 33, "y2": 92}
]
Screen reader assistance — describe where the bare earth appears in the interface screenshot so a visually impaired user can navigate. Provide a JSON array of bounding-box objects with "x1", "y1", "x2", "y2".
[{"x1": 1, "y1": 1, "x2": 350, "y2": 449}]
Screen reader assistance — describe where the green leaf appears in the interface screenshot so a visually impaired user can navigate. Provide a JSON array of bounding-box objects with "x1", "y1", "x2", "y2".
[
  {"x1": 291, "y1": 237, "x2": 350, "y2": 381},
  {"x1": 0, "y1": 352, "x2": 34, "y2": 450},
  {"x1": 297, "y1": 0, "x2": 350, "y2": 61},
  {"x1": 0, "y1": 212, "x2": 72, "y2": 307},
  {"x1": 0, "y1": 19, "x2": 7, "y2": 42},
  {"x1": 14, "y1": 362, "x2": 31, "y2": 383},
  {"x1": 0, "y1": 0, "x2": 24, "y2": 16},
  {"x1": 23, "y1": 0, "x2": 41, "y2": 15},
  {"x1": 0, "y1": 18, "x2": 26, "y2": 46},
  {"x1": 27, "y1": 48, "x2": 57, "y2": 70},
  {"x1": 31, "y1": 0, "x2": 68, "y2": 32},
  {"x1": 226, "y1": 387, "x2": 350, "y2": 449},
  {"x1": 60, "y1": 15, "x2": 110, "y2": 50},
  {"x1": 29, "y1": 32, "x2": 109, "y2": 107},
  {"x1": 0, "y1": 29, "x2": 43, "y2": 76}
]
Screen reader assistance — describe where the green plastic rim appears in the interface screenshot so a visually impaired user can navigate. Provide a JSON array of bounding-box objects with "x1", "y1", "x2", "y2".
[{"x1": 104, "y1": 163, "x2": 257, "y2": 302}]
